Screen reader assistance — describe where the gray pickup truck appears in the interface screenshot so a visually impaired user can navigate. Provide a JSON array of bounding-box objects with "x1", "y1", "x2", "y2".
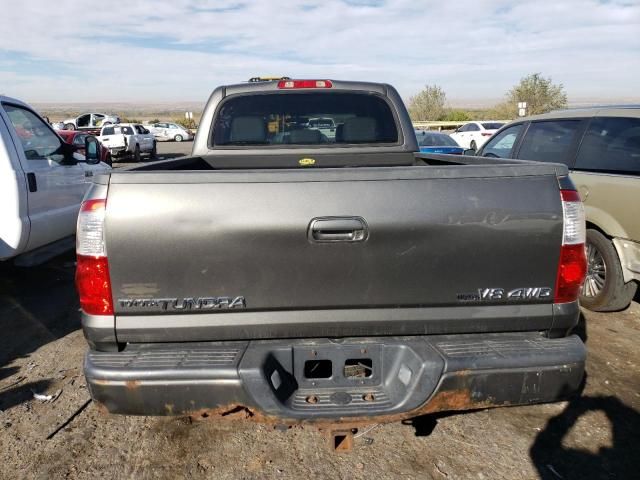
[{"x1": 78, "y1": 79, "x2": 587, "y2": 429}]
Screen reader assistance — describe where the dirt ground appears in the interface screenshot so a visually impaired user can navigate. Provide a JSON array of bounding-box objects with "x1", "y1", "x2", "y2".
[{"x1": 1, "y1": 254, "x2": 639, "y2": 480}]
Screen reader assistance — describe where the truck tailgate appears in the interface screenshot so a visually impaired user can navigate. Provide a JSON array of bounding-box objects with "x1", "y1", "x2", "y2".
[
  {"x1": 98, "y1": 134, "x2": 126, "y2": 149},
  {"x1": 105, "y1": 165, "x2": 564, "y2": 341}
]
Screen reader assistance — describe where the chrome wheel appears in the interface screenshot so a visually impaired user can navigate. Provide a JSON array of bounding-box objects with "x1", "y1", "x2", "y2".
[{"x1": 582, "y1": 243, "x2": 606, "y2": 298}]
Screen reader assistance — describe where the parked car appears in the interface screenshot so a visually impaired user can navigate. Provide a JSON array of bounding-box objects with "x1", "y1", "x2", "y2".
[
  {"x1": 58, "y1": 130, "x2": 112, "y2": 166},
  {"x1": 308, "y1": 117, "x2": 337, "y2": 140},
  {"x1": 475, "y1": 106, "x2": 640, "y2": 311},
  {"x1": 62, "y1": 113, "x2": 120, "y2": 131},
  {"x1": 0, "y1": 96, "x2": 110, "y2": 265},
  {"x1": 415, "y1": 130, "x2": 464, "y2": 154},
  {"x1": 450, "y1": 121, "x2": 505, "y2": 150},
  {"x1": 78, "y1": 79, "x2": 586, "y2": 430},
  {"x1": 146, "y1": 122, "x2": 193, "y2": 142},
  {"x1": 97, "y1": 123, "x2": 156, "y2": 162}
]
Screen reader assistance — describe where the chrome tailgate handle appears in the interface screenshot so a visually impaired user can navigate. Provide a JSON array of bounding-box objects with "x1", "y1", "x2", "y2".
[{"x1": 309, "y1": 217, "x2": 368, "y2": 243}]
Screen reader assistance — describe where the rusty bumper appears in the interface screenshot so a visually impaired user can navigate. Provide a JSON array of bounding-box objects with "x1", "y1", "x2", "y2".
[{"x1": 85, "y1": 333, "x2": 585, "y2": 424}]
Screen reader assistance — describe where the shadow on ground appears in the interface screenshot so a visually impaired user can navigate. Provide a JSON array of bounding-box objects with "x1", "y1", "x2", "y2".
[
  {"x1": 403, "y1": 309, "x2": 640, "y2": 479},
  {"x1": 0, "y1": 251, "x2": 78, "y2": 408},
  {"x1": 530, "y1": 395, "x2": 640, "y2": 479},
  {"x1": 529, "y1": 308, "x2": 640, "y2": 479}
]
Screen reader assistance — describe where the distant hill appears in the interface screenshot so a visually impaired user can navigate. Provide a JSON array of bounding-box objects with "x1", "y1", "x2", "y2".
[{"x1": 33, "y1": 102, "x2": 204, "y2": 122}]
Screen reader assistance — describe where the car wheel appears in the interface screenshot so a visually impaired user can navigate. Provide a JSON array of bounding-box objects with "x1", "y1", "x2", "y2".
[
  {"x1": 64, "y1": 123, "x2": 76, "y2": 130},
  {"x1": 150, "y1": 141, "x2": 157, "y2": 159},
  {"x1": 470, "y1": 140, "x2": 477, "y2": 150},
  {"x1": 105, "y1": 153, "x2": 113, "y2": 166},
  {"x1": 174, "y1": 134, "x2": 183, "y2": 142},
  {"x1": 133, "y1": 144, "x2": 141, "y2": 163},
  {"x1": 579, "y1": 229, "x2": 637, "y2": 312}
]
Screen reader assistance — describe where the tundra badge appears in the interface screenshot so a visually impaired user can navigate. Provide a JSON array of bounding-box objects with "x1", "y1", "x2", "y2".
[{"x1": 118, "y1": 296, "x2": 246, "y2": 310}]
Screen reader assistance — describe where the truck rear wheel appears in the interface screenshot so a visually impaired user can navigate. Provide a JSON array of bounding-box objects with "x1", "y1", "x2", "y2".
[
  {"x1": 580, "y1": 229, "x2": 637, "y2": 312},
  {"x1": 133, "y1": 145, "x2": 141, "y2": 163}
]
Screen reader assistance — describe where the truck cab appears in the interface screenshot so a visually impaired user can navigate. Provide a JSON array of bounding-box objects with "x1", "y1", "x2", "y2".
[{"x1": 0, "y1": 96, "x2": 111, "y2": 265}]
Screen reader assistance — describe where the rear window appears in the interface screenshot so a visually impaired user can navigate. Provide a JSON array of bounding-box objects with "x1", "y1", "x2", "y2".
[
  {"x1": 574, "y1": 117, "x2": 640, "y2": 175},
  {"x1": 481, "y1": 122, "x2": 505, "y2": 130},
  {"x1": 212, "y1": 92, "x2": 398, "y2": 146},
  {"x1": 516, "y1": 120, "x2": 582, "y2": 166}
]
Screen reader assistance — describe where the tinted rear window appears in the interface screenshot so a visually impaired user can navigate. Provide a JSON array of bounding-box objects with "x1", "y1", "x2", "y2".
[
  {"x1": 574, "y1": 117, "x2": 640, "y2": 175},
  {"x1": 481, "y1": 122, "x2": 505, "y2": 130},
  {"x1": 212, "y1": 92, "x2": 398, "y2": 146},
  {"x1": 517, "y1": 120, "x2": 582, "y2": 166}
]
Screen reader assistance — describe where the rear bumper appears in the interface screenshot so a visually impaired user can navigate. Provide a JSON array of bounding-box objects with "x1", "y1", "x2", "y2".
[
  {"x1": 109, "y1": 147, "x2": 127, "y2": 156},
  {"x1": 85, "y1": 332, "x2": 585, "y2": 422}
]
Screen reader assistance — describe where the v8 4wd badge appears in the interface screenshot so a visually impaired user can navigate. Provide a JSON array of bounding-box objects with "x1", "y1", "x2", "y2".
[{"x1": 457, "y1": 287, "x2": 552, "y2": 302}]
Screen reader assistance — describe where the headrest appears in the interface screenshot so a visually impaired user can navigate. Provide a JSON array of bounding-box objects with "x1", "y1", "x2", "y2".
[
  {"x1": 230, "y1": 116, "x2": 266, "y2": 143},
  {"x1": 342, "y1": 117, "x2": 377, "y2": 142}
]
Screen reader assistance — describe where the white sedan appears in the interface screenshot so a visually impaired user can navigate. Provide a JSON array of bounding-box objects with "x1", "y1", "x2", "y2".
[
  {"x1": 449, "y1": 121, "x2": 505, "y2": 150},
  {"x1": 146, "y1": 122, "x2": 193, "y2": 142}
]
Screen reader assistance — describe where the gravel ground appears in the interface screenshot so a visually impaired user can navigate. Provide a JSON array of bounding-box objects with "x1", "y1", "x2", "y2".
[{"x1": 1, "y1": 143, "x2": 639, "y2": 479}]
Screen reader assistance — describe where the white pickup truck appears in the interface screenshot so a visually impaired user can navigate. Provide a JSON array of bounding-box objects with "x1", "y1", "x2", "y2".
[
  {"x1": 0, "y1": 96, "x2": 111, "y2": 266},
  {"x1": 97, "y1": 123, "x2": 156, "y2": 162}
]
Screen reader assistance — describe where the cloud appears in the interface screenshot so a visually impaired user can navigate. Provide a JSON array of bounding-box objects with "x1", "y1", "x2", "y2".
[{"x1": 0, "y1": 0, "x2": 638, "y2": 103}]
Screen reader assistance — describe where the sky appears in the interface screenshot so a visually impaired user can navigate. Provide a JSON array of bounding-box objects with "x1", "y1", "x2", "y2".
[{"x1": 1, "y1": 0, "x2": 639, "y2": 105}]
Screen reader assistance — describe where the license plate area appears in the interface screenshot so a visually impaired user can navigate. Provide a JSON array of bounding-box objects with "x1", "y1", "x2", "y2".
[
  {"x1": 293, "y1": 343, "x2": 382, "y2": 388},
  {"x1": 239, "y1": 337, "x2": 444, "y2": 418}
]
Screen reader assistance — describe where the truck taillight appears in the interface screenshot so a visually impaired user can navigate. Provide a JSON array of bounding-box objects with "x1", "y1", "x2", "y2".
[
  {"x1": 76, "y1": 199, "x2": 113, "y2": 315},
  {"x1": 555, "y1": 190, "x2": 587, "y2": 304},
  {"x1": 277, "y1": 79, "x2": 333, "y2": 89}
]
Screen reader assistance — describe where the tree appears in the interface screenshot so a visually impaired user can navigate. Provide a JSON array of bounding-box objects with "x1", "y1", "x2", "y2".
[
  {"x1": 505, "y1": 73, "x2": 568, "y2": 116},
  {"x1": 441, "y1": 109, "x2": 471, "y2": 122},
  {"x1": 408, "y1": 85, "x2": 447, "y2": 121}
]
